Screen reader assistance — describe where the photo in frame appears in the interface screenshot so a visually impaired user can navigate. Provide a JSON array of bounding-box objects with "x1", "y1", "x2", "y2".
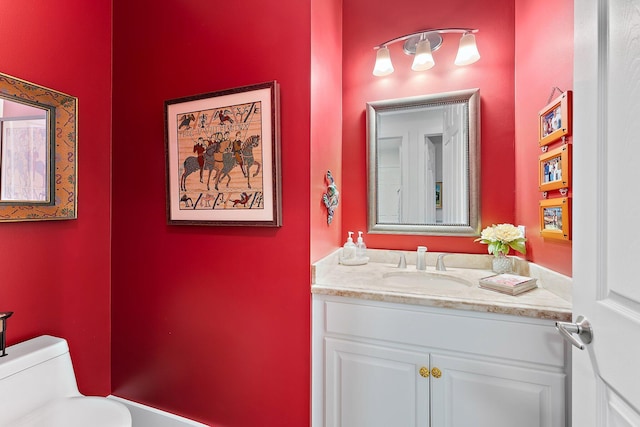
[
  {"x1": 538, "y1": 90, "x2": 572, "y2": 147},
  {"x1": 435, "y1": 181, "x2": 442, "y2": 208},
  {"x1": 539, "y1": 144, "x2": 571, "y2": 192},
  {"x1": 539, "y1": 197, "x2": 571, "y2": 240},
  {"x1": 165, "y1": 81, "x2": 281, "y2": 226}
]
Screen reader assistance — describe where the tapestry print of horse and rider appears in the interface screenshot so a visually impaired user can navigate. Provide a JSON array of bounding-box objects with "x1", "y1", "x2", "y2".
[{"x1": 176, "y1": 100, "x2": 264, "y2": 211}]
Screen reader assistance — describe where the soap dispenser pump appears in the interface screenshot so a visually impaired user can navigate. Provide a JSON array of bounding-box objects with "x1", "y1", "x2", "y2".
[
  {"x1": 356, "y1": 231, "x2": 367, "y2": 259},
  {"x1": 341, "y1": 231, "x2": 357, "y2": 263}
]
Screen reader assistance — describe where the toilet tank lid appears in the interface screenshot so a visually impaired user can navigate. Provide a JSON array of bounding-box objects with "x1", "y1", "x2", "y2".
[{"x1": 0, "y1": 335, "x2": 69, "y2": 381}]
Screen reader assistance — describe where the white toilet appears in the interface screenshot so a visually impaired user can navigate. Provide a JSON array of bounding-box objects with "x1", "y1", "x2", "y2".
[{"x1": 0, "y1": 335, "x2": 131, "y2": 426}]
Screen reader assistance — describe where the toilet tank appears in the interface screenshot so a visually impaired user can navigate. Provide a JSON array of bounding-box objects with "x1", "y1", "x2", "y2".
[{"x1": 0, "y1": 335, "x2": 81, "y2": 424}]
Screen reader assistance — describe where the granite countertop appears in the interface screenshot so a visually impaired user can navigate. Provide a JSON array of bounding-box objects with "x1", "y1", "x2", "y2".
[{"x1": 312, "y1": 250, "x2": 572, "y2": 322}]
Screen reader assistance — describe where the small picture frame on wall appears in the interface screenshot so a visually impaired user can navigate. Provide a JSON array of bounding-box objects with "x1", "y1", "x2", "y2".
[
  {"x1": 435, "y1": 182, "x2": 442, "y2": 208},
  {"x1": 164, "y1": 81, "x2": 282, "y2": 227},
  {"x1": 539, "y1": 144, "x2": 571, "y2": 192},
  {"x1": 539, "y1": 197, "x2": 571, "y2": 240},
  {"x1": 538, "y1": 90, "x2": 572, "y2": 147}
]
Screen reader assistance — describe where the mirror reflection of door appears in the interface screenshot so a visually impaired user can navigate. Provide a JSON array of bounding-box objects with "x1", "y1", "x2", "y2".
[
  {"x1": 0, "y1": 98, "x2": 49, "y2": 202},
  {"x1": 376, "y1": 103, "x2": 467, "y2": 225},
  {"x1": 441, "y1": 102, "x2": 468, "y2": 224},
  {"x1": 377, "y1": 136, "x2": 402, "y2": 223}
]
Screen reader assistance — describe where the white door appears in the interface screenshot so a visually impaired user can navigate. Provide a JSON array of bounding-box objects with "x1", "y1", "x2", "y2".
[
  {"x1": 441, "y1": 104, "x2": 467, "y2": 224},
  {"x1": 571, "y1": 0, "x2": 640, "y2": 425}
]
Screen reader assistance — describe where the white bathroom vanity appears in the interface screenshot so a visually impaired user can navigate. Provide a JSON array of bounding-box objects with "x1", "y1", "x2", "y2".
[{"x1": 311, "y1": 250, "x2": 572, "y2": 427}]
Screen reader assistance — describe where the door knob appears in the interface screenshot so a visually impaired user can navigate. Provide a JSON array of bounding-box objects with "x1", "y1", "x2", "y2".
[
  {"x1": 419, "y1": 366, "x2": 430, "y2": 378},
  {"x1": 555, "y1": 315, "x2": 593, "y2": 350}
]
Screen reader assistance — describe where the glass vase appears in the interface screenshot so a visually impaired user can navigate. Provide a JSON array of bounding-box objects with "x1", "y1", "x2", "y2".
[{"x1": 492, "y1": 252, "x2": 512, "y2": 274}]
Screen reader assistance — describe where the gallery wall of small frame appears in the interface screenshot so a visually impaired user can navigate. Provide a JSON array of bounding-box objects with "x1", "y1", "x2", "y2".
[{"x1": 537, "y1": 89, "x2": 572, "y2": 241}]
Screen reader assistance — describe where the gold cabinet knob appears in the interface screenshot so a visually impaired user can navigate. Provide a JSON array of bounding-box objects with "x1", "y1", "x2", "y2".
[
  {"x1": 431, "y1": 367, "x2": 442, "y2": 378},
  {"x1": 419, "y1": 366, "x2": 430, "y2": 378}
]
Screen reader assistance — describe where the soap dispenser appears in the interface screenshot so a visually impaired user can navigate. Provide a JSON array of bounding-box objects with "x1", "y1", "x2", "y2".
[
  {"x1": 356, "y1": 231, "x2": 367, "y2": 259},
  {"x1": 340, "y1": 231, "x2": 357, "y2": 263}
]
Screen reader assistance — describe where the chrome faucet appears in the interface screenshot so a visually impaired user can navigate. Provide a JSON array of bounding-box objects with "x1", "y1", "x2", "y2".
[
  {"x1": 436, "y1": 253, "x2": 451, "y2": 271},
  {"x1": 397, "y1": 253, "x2": 407, "y2": 269}
]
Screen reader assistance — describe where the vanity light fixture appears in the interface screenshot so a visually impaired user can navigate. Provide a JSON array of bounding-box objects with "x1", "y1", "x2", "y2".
[{"x1": 372, "y1": 28, "x2": 480, "y2": 76}]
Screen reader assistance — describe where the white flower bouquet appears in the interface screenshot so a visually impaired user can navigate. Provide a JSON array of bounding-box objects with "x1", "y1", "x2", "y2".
[{"x1": 475, "y1": 223, "x2": 526, "y2": 256}]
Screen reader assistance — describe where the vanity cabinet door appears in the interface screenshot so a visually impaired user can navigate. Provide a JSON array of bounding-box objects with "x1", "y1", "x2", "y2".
[
  {"x1": 325, "y1": 338, "x2": 430, "y2": 427},
  {"x1": 429, "y1": 354, "x2": 566, "y2": 427}
]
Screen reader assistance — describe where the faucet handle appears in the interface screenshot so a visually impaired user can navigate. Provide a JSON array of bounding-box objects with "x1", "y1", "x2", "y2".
[
  {"x1": 397, "y1": 253, "x2": 407, "y2": 269},
  {"x1": 436, "y1": 253, "x2": 450, "y2": 271}
]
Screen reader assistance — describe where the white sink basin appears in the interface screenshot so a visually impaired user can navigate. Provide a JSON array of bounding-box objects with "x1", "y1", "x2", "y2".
[{"x1": 382, "y1": 271, "x2": 473, "y2": 291}]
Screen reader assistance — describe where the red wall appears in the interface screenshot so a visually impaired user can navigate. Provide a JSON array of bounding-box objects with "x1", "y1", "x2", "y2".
[
  {"x1": 111, "y1": 1, "x2": 312, "y2": 426},
  {"x1": 311, "y1": 0, "x2": 343, "y2": 262},
  {"x1": 514, "y1": 0, "x2": 573, "y2": 276},
  {"x1": 342, "y1": 0, "x2": 517, "y2": 254},
  {"x1": 0, "y1": 1, "x2": 113, "y2": 395},
  {"x1": 342, "y1": 0, "x2": 573, "y2": 277}
]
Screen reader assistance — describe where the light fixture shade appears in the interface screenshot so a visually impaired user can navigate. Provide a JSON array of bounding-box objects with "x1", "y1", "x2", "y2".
[
  {"x1": 454, "y1": 33, "x2": 481, "y2": 66},
  {"x1": 411, "y1": 39, "x2": 435, "y2": 71},
  {"x1": 373, "y1": 47, "x2": 394, "y2": 76}
]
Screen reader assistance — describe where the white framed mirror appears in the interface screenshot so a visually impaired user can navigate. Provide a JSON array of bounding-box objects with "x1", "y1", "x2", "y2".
[{"x1": 366, "y1": 88, "x2": 480, "y2": 236}]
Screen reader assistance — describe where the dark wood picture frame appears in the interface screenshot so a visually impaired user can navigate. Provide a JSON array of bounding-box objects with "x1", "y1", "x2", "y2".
[
  {"x1": 435, "y1": 181, "x2": 442, "y2": 208},
  {"x1": 164, "y1": 81, "x2": 282, "y2": 226}
]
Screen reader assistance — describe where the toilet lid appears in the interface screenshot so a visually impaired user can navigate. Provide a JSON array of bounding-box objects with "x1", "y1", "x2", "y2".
[{"x1": 11, "y1": 396, "x2": 132, "y2": 427}]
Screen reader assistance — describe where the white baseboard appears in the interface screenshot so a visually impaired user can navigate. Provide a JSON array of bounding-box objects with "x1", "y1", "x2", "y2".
[{"x1": 108, "y1": 395, "x2": 209, "y2": 427}]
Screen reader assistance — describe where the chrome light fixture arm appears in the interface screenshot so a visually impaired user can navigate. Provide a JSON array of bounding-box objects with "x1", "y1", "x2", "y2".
[{"x1": 373, "y1": 28, "x2": 479, "y2": 51}]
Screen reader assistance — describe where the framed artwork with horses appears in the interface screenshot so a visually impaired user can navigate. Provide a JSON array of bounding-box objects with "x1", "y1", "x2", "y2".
[{"x1": 164, "y1": 81, "x2": 281, "y2": 226}]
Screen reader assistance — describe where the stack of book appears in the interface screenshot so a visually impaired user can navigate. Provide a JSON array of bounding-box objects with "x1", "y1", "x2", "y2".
[{"x1": 479, "y1": 273, "x2": 538, "y2": 295}]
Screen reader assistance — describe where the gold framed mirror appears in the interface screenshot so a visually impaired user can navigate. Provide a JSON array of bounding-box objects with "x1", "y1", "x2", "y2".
[{"x1": 0, "y1": 72, "x2": 77, "y2": 221}]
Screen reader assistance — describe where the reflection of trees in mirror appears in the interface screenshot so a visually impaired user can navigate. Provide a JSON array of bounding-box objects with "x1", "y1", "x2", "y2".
[
  {"x1": 0, "y1": 99, "x2": 49, "y2": 202},
  {"x1": 0, "y1": 72, "x2": 77, "y2": 222},
  {"x1": 367, "y1": 88, "x2": 480, "y2": 236}
]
